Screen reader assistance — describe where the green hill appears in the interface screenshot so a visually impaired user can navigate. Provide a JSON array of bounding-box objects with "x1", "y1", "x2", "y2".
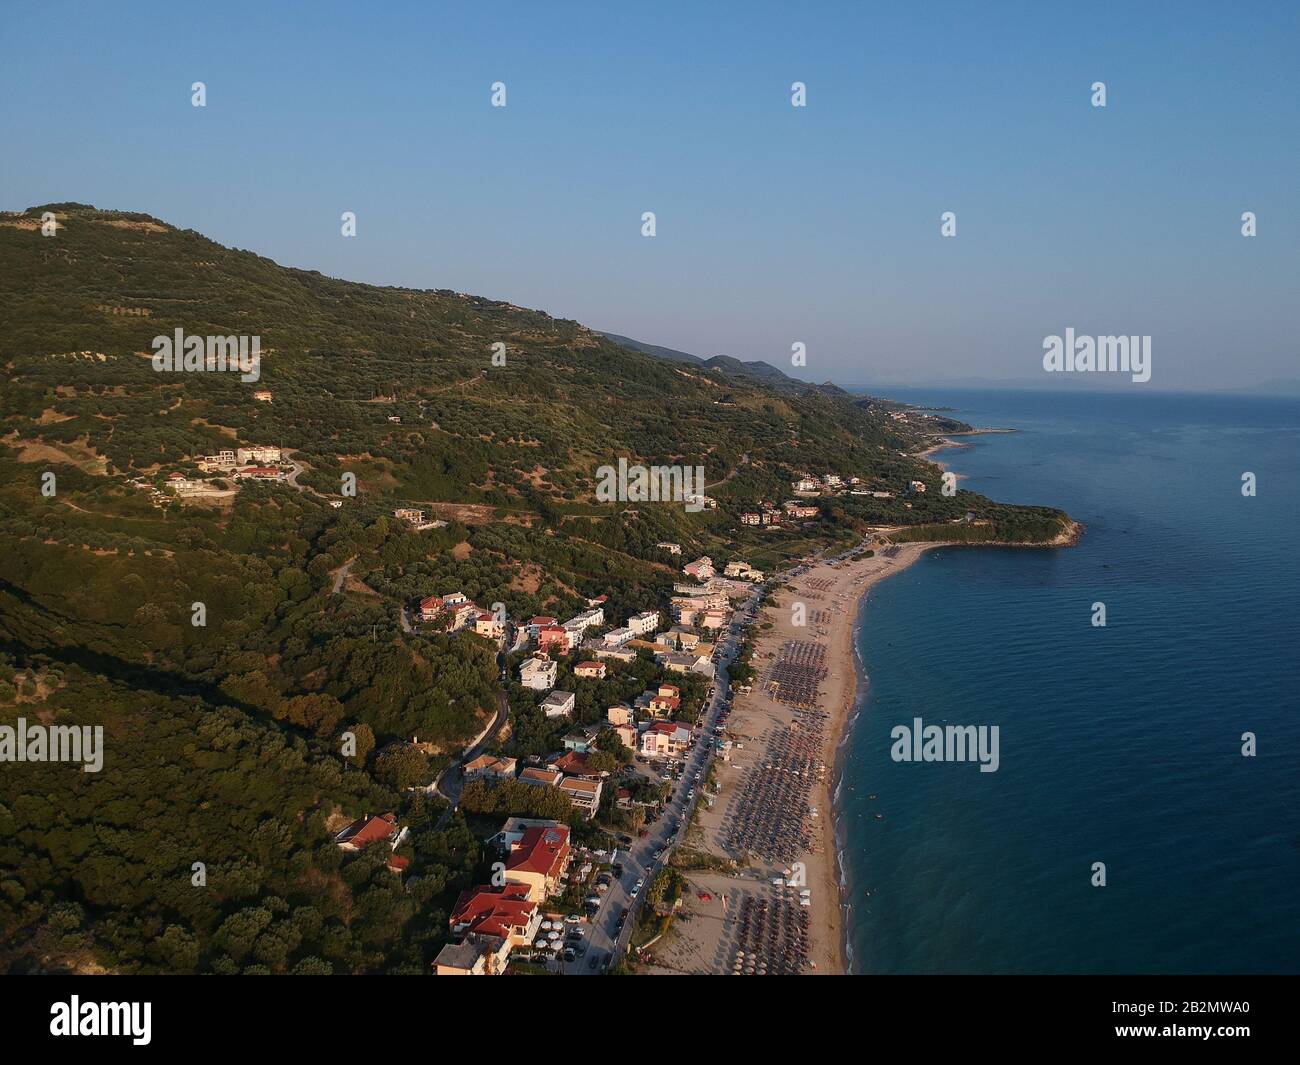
[{"x1": 0, "y1": 203, "x2": 1071, "y2": 974}]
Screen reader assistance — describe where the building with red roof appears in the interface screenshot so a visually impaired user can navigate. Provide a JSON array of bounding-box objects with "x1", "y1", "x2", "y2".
[
  {"x1": 503, "y1": 823, "x2": 572, "y2": 901},
  {"x1": 449, "y1": 882, "x2": 541, "y2": 946},
  {"x1": 537, "y1": 624, "x2": 571, "y2": 653}
]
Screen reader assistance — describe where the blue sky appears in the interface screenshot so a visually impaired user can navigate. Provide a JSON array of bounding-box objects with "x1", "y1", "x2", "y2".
[{"x1": 3, "y1": 0, "x2": 1297, "y2": 390}]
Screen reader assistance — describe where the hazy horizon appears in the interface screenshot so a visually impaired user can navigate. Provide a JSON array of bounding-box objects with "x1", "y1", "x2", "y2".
[{"x1": 4, "y1": 0, "x2": 1297, "y2": 393}]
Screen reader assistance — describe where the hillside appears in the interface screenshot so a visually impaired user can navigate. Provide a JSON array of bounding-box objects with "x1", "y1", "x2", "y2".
[{"x1": 0, "y1": 203, "x2": 1071, "y2": 974}]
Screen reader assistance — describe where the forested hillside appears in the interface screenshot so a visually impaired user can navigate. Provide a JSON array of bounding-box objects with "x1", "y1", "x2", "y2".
[{"x1": 0, "y1": 203, "x2": 1070, "y2": 973}]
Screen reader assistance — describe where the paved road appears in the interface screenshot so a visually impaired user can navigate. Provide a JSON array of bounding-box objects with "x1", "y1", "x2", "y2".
[
  {"x1": 433, "y1": 632, "x2": 513, "y2": 831},
  {"x1": 561, "y1": 537, "x2": 877, "y2": 974},
  {"x1": 329, "y1": 556, "x2": 356, "y2": 594},
  {"x1": 433, "y1": 688, "x2": 510, "y2": 829},
  {"x1": 561, "y1": 586, "x2": 764, "y2": 974}
]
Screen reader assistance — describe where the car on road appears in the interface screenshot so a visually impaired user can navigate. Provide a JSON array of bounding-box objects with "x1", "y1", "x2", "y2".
[
  {"x1": 564, "y1": 913, "x2": 581, "y2": 924},
  {"x1": 588, "y1": 954, "x2": 601, "y2": 970},
  {"x1": 632, "y1": 878, "x2": 644, "y2": 894}
]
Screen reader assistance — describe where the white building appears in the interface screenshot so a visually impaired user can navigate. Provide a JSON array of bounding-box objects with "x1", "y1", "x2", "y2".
[
  {"x1": 540, "y1": 690, "x2": 576, "y2": 718},
  {"x1": 602, "y1": 626, "x2": 634, "y2": 647},
  {"x1": 563, "y1": 607, "x2": 605, "y2": 636},
  {"x1": 520, "y1": 657, "x2": 558, "y2": 692},
  {"x1": 627, "y1": 611, "x2": 660, "y2": 637},
  {"x1": 236, "y1": 445, "x2": 281, "y2": 466}
]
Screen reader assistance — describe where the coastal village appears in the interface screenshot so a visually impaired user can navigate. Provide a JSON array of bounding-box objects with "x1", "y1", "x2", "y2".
[
  {"x1": 113, "y1": 400, "x2": 977, "y2": 976},
  {"x1": 738, "y1": 470, "x2": 929, "y2": 527},
  {"x1": 316, "y1": 514, "x2": 923, "y2": 977},
  {"x1": 324, "y1": 544, "x2": 786, "y2": 975},
  {"x1": 154, "y1": 442, "x2": 943, "y2": 976}
]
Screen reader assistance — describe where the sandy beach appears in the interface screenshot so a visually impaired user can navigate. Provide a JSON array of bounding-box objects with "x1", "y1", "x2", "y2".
[{"x1": 644, "y1": 536, "x2": 937, "y2": 975}]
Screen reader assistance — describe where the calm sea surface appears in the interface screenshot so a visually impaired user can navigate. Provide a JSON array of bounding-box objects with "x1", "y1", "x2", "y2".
[{"x1": 840, "y1": 388, "x2": 1300, "y2": 974}]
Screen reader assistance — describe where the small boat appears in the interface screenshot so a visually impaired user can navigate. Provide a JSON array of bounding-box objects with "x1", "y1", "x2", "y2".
[{"x1": 873, "y1": 813, "x2": 884, "y2": 821}]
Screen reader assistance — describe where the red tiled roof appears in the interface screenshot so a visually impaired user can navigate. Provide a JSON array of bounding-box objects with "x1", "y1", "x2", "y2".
[
  {"x1": 506, "y1": 824, "x2": 571, "y2": 878},
  {"x1": 551, "y1": 752, "x2": 593, "y2": 776},
  {"x1": 337, "y1": 812, "x2": 399, "y2": 848},
  {"x1": 450, "y1": 883, "x2": 537, "y2": 938}
]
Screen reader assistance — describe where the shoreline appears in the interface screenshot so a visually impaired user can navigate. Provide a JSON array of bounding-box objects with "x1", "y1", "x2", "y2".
[
  {"x1": 655, "y1": 538, "x2": 938, "y2": 975},
  {"x1": 650, "y1": 523, "x2": 1082, "y2": 976},
  {"x1": 647, "y1": 430, "x2": 1080, "y2": 976}
]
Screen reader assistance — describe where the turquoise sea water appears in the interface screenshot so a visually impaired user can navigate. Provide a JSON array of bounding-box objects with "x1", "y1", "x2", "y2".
[{"x1": 839, "y1": 389, "x2": 1300, "y2": 974}]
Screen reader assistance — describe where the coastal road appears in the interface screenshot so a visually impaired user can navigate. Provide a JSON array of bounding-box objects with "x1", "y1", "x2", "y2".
[
  {"x1": 434, "y1": 688, "x2": 510, "y2": 830},
  {"x1": 562, "y1": 538, "x2": 877, "y2": 974},
  {"x1": 561, "y1": 586, "x2": 764, "y2": 974},
  {"x1": 433, "y1": 631, "x2": 514, "y2": 831}
]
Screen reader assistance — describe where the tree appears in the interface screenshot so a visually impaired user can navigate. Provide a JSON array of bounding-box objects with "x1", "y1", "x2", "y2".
[{"x1": 374, "y1": 745, "x2": 430, "y2": 790}]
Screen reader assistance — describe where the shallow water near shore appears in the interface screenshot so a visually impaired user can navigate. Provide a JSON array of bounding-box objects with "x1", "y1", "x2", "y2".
[{"x1": 840, "y1": 388, "x2": 1300, "y2": 974}]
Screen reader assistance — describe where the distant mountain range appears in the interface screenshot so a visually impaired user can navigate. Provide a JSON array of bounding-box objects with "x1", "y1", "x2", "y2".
[
  {"x1": 599, "y1": 331, "x2": 852, "y2": 397},
  {"x1": 603, "y1": 334, "x2": 1300, "y2": 398}
]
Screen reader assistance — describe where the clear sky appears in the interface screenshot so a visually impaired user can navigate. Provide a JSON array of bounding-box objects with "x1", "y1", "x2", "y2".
[{"x1": 3, "y1": 0, "x2": 1297, "y2": 391}]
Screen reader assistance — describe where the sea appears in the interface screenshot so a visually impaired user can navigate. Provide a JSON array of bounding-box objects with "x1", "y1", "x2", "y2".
[{"x1": 838, "y1": 388, "x2": 1300, "y2": 974}]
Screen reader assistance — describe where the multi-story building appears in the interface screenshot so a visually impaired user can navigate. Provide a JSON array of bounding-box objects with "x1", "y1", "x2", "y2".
[
  {"x1": 537, "y1": 624, "x2": 571, "y2": 654},
  {"x1": 639, "y1": 722, "x2": 693, "y2": 758},
  {"x1": 236, "y1": 445, "x2": 281, "y2": 466},
  {"x1": 602, "y1": 626, "x2": 634, "y2": 647},
  {"x1": 540, "y1": 690, "x2": 576, "y2": 718},
  {"x1": 449, "y1": 883, "x2": 541, "y2": 947},
  {"x1": 627, "y1": 611, "x2": 661, "y2": 636},
  {"x1": 519, "y1": 657, "x2": 558, "y2": 691},
  {"x1": 559, "y1": 776, "x2": 602, "y2": 820}
]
